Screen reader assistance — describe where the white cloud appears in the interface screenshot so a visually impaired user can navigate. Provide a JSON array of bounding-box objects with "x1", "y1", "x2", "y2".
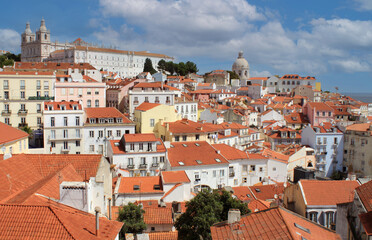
[
  {"x1": 94, "y1": 0, "x2": 372, "y2": 74},
  {"x1": 354, "y1": 0, "x2": 372, "y2": 11},
  {"x1": 251, "y1": 70, "x2": 272, "y2": 77},
  {"x1": 0, "y1": 29, "x2": 20, "y2": 53}
]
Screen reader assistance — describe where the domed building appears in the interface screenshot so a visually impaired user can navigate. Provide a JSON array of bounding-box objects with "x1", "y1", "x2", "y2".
[{"x1": 232, "y1": 51, "x2": 250, "y2": 86}]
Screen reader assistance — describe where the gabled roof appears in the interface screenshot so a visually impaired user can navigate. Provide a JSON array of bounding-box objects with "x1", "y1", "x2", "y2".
[
  {"x1": 44, "y1": 101, "x2": 82, "y2": 111},
  {"x1": 167, "y1": 141, "x2": 229, "y2": 167},
  {"x1": 248, "y1": 183, "x2": 285, "y2": 201},
  {"x1": 247, "y1": 199, "x2": 271, "y2": 212},
  {"x1": 307, "y1": 102, "x2": 334, "y2": 111},
  {"x1": 164, "y1": 119, "x2": 216, "y2": 134},
  {"x1": 211, "y1": 207, "x2": 340, "y2": 240},
  {"x1": 262, "y1": 149, "x2": 289, "y2": 163},
  {"x1": 355, "y1": 180, "x2": 372, "y2": 212},
  {"x1": 148, "y1": 231, "x2": 179, "y2": 240},
  {"x1": 135, "y1": 102, "x2": 161, "y2": 111},
  {"x1": 118, "y1": 176, "x2": 163, "y2": 194},
  {"x1": 346, "y1": 123, "x2": 372, "y2": 135},
  {"x1": 299, "y1": 180, "x2": 360, "y2": 206},
  {"x1": 212, "y1": 144, "x2": 248, "y2": 160},
  {"x1": 85, "y1": 107, "x2": 132, "y2": 123},
  {"x1": 0, "y1": 203, "x2": 123, "y2": 239},
  {"x1": 143, "y1": 207, "x2": 173, "y2": 225},
  {"x1": 124, "y1": 133, "x2": 159, "y2": 143},
  {"x1": 161, "y1": 171, "x2": 190, "y2": 184},
  {"x1": 0, "y1": 122, "x2": 29, "y2": 145},
  {"x1": 231, "y1": 186, "x2": 255, "y2": 202}
]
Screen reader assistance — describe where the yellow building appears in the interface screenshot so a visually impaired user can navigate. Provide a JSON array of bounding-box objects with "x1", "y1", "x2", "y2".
[
  {"x1": 0, "y1": 71, "x2": 55, "y2": 130},
  {"x1": 134, "y1": 102, "x2": 181, "y2": 134},
  {"x1": 315, "y1": 82, "x2": 321, "y2": 91},
  {"x1": 0, "y1": 122, "x2": 29, "y2": 154}
]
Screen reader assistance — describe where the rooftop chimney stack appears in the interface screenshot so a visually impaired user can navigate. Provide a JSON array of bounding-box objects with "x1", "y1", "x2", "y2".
[
  {"x1": 228, "y1": 209, "x2": 241, "y2": 224},
  {"x1": 95, "y1": 206, "x2": 101, "y2": 236}
]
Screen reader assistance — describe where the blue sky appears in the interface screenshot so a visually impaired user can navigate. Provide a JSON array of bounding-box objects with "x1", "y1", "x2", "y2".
[{"x1": 1, "y1": 0, "x2": 372, "y2": 93}]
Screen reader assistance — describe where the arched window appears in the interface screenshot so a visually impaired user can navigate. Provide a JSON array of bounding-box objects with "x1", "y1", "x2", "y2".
[{"x1": 44, "y1": 34, "x2": 47, "y2": 40}]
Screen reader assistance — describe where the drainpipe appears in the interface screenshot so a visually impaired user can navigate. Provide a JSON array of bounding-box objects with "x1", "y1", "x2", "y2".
[{"x1": 95, "y1": 206, "x2": 101, "y2": 237}]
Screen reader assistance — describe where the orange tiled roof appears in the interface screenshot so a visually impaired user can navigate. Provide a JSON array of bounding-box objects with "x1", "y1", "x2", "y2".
[
  {"x1": 312, "y1": 122, "x2": 342, "y2": 133},
  {"x1": 118, "y1": 176, "x2": 164, "y2": 194},
  {"x1": 109, "y1": 138, "x2": 166, "y2": 155},
  {"x1": 165, "y1": 119, "x2": 216, "y2": 134},
  {"x1": 85, "y1": 107, "x2": 132, "y2": 123},
  {"x1": 148, "y1": 231, "x2": 178, "y2": 240},
  {"x1": 355, "y1": 180, "x2": 372, "y2": 212},
  {"x1": 0, "y1": 122, "x2": 29, "y2": 145},
  {"x1": 300, "y1": 180, "x2": 360, "y2": 206},
  {"x1": 307, "y1": 102, "x2": 334, "y2": 111},
  {"x1": 168, "y1": 141, "x2": 229, "y2": 167},
  {"x1": 124, "y1": 133, "x2": 159, "y2": 142},
  {"x1": 248, "y1": 199, "x2": 271, "y2": 212},
  {"x1": 161, "y1": 171, "x2": 190, "y2": 184},
  {"x1": 144, "y1": 207, "x2": 173, "y2": 225},
  {"x1": 262, "y1": 149, "x2": 289, "y2": 163},
  {"x1": 211, "y1": 207, "x2": 340, "y2": 240},
  {"x1": 212, "y1": 144, "x2": 248, "y2": 160},
  {"x1": 135, "y1": 102, "x2": 161, "y2": 111},
  {"x1": 231, "y1": 186, "x2": 255, "y2": 202},
  {"x1": 133, "y1": 82, "x2": 179, "y2": 91},
  {"x1": 44, "y1": 101, "x2": 82, "y2": 111},
  {"x1": 0, "y1": 203, "x2": 123, "y2": 239},
  {"x1": 346, "y1": 123, "x2": 372, "y2": 134},
  {"x1": 249, "y1": 183, "x2": 285, "y2": 201}
]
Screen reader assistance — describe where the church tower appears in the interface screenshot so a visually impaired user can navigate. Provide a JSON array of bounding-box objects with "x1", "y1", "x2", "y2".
[
  {"x1": 21, "y1": 22, "x2": 36, "y2": 61},
  {"x1": 232, "y1": 51, "x2": 250, "y2": 86},
  {"x1": 35, "y1": 18, "x2": 51, "y2": 61}
]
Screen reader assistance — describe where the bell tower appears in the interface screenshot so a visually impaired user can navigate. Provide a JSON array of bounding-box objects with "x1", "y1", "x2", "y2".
[
  {"x1": 35, "y1": 18, "x2": 51, "y2": 61},
  {"x1": 21, "y1": 22, "x2": 36, "y2": 62}
]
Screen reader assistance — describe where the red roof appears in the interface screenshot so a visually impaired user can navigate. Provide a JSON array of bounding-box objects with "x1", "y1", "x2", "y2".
[
  {"x1": 248, "y1": 199, "x2": 271, "y2": 212},
  {"x1": 148, "y1": 231, "x2": 178, "y2": 240},
  {"x1": 44, "y1": 101, "x2": 82, "y2": 111},
  {"x1": 211, "y1": 207, "x2": 340, "y2": 240},
  {"x1": 135, "y1": 102, "x2": 161, "y2": 111},
  {"x1": 0, "y1": 122, "x2": 29, "y2": 145},
  {"x1": 167, "y1": 141, "x2": 229, "y2": 167},
  {"x1": 161, "y1": 171, "x2": 190, "y2": 184},
  {"x1": 165, "y1": 119, "x2": 216, "y2": 134},
  {"x1": 231, "y1": 186, "x2": 255, "y2": 202},
  {"x1": 0, "y1": 203, "x2": 122, "y2": 239},
  {"x1": 212, "y1": 144, "x2": 248, "y2": 160},
  {"x1": 262, "y1": 149, "x2": 289, "y2": 163},
  {"x1": 124, "y1": 133, "x2": 159, "y2": 143},
  {"x1": 248, "y1": 183, "x2": 286, "y2": 201},
  {"x1": 312, "y1": 122, "x2": 342, "y2": 133},
  {"x1": 144, "y1": 207, "x2": 173, "y2": 225},
  {"x1": 118, "y1": 176, "x2": 164, "y2": 194},
  {"x1": 307, "y1": 102, "x2": 334, "y2": 111},
  {"x1": 133, "y1": 82, "x2": 179, "y2": 91},
  {"x1": 359, "y1": 211, "x2": 372, "y2": 236},
  {"x1": 300, "y1": 180, "x2": 360, "y2": 206},
  {"x1": 355, "y1": 180, "x2": 372, "y2": 212},
  {"x1": 85, "y1": 107, "x2": 132, "y2": 123}
]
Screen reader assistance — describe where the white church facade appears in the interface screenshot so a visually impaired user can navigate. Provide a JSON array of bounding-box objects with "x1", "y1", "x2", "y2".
[{"x1": 21, "y1": 19, "x2": 174, "y2": 78}]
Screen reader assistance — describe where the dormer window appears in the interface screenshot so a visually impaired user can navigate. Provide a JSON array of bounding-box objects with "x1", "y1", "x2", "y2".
[
  {"x1": 73, "y1": 105, "x2": 78, "y2": 110},
  {"x1": 117, "y1": 118, "x2": 122, "y2": 123},
  {"x1": 48, "y1": 105, "x2": 53, "y2": 110},
  {"x1": 108, "y1": 118, "x2": 114, "y2": 123},
  {"x1": 60, "y1": 105, "x2": 66, "y2": 110},
  {"x1": 89, "y1": 118, "x2": 96, "y2": 124},
  {"x1": 99, "y1": 118, "x2": 105, "y2": 123}
]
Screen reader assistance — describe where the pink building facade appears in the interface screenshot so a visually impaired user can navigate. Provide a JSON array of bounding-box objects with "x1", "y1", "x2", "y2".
[{"x1": 303, "y1": 102, "x2": 335, "y2": 126}]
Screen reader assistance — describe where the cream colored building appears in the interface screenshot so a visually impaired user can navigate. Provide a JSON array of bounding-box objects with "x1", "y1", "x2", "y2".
[
  {"x1": 287, "y1": 146, "x2": 316, "y2": 181},
  {"x1": 0, "y1": 71, "x2": 55, "y2": 130},
  {"x1": 134, "y1": 102, "x2": 181, "y2": 134},
  {"x1": 0, "y1": 122, "x2": 29, "y2": 154}
]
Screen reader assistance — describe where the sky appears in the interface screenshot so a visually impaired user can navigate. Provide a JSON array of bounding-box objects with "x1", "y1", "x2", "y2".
[{"x1": 0, "y1": 0, "x2": 372, "y2": 92}]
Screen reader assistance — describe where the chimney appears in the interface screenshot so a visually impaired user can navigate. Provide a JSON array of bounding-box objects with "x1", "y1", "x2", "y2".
[
  {"x1": 108, "y1": 198, "x2": 112, "y2": 220},
  {"x1": 228, "y1": 209, "x2": 241, "y2": 224},
  {"x1": 95, "y1": 206, "x2": 101, "y2": 236}
]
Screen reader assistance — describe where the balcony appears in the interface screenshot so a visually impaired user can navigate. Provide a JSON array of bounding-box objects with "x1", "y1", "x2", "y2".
[
  {"x1": 18, "y1": 123, "x2": 28, "y2": 128},
  {"x1": 61, "y1": 146, "x2": 71, "y2": 152},
  {"x1": 229, "y1": 172, "x2": 235, "y2": 177},
  {"x1": 18, "y1": 110, "x2": 28, "y2": 115},
  {"x1": 1, "y1": 110, "x2": 11, "y2": 116},
  {"x1": 37, "y1": 85, "x2": 41, "y2": 90},
  {"x1": 152, "y1": 163, "x2": 159, "y2": 167},
  {"x1": 127, "y1": 164, "x2": 134, "y2": 169},
  {"x1": 139, "y1": 164, "x2": 147, "y2": 169},
  {"x1": 28, "y1": 96, "x2": 55, "y2": 100}
]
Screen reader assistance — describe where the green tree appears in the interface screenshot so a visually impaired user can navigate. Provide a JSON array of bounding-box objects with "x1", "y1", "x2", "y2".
[
  {"x1": 185, "y1": 61, "x2": 198, "y2": 74},
  {"x1": 117, "y1": 203, "x2": 146, "y2": 238},
  {"x1": 165, "y1": 61, "x2": 176, "y2": 75},
  {"x1": 175, "y1": 190, "x2": 249, "y2": 240},
  {"x1": 157, "y1": 59, "x2": 167, "y2": 72},
  {"x1": 20, "y1": 126, "x2": 33, "y2": 138},
  {"x1": 143, "y1": 58, "x2": 157, "y2": 74},
  {"x1": 0, "y1": 52, "x2": 20, "y2": 68},
  {"x1": 177, "y1": 62, "x2": 187, "y2": 76},
  {"x1": 227, "y1": 70, "x2": 239, "y2": 79}
]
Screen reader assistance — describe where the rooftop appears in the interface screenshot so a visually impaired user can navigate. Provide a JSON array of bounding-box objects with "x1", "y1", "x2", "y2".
[{"x1": 0, "y1": 122, "x2": 29, "y2": 145}]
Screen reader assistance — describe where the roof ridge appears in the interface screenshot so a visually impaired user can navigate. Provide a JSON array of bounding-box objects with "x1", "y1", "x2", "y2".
[
  {"x1": 48, "y1": 206, "x2": 77, "y2": 240},
  {"x1": 161, "y1": 183, "x2": 183, "y2": 200}
]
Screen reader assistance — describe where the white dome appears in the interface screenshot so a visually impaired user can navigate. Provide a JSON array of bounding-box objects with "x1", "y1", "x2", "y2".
[
  {"x1": 24, "y1": 22, "x2": 32, "y2": 34},
  {"x1": 39, "y1": 18, "x2": 47, "y2": 32},
  {"x1": 232, "y1": 51, "x2": 249, "y2": 69}
]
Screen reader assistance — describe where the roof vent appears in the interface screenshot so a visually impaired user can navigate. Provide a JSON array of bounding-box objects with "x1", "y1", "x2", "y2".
[
  {"x1": 178, "y1": 161, "x2": 184, "y2": 166},
  {"x1": 114, "y1": 142, "x2": 120, "y2": 147},
  {"x1": 196, "y1": 160, "x2": 202, "y2": 164},
  {"x1": 133, "y1": 185, "x2": 140, "y2": 191}
]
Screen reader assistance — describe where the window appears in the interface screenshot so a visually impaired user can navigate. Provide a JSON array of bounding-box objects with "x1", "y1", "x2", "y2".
[
  {"x1": 75, "y1": 116, "x2": 80, "y2": 126},
  {"x1": 150, "y1": 119, "x2": 155, "y2": 127},
  {"x1": 89, "y1": 145, "x2": 95, "y2": 153},
  {"x1": 242, "y1": 177, "x2": 247, "y2": 183},
  {"x1": 130, "y1": 143, "x2": 134, "y2": 150},
  {"x1": 152, "y1": 157, "x2": 158, "y2": 163},
  {"x1": 116, "y1": 130, "x2": 121, "y2": 137},
  {"x1": 141, "y1": 157, "x2": 146, "y2": 164},
  {"x1": 76, "y1": 129, "x2": 80, "y2": 138},
  {"x1": 51, "y1": 117, "x2": 55, "y2": 127},
  {"x1": 87, "y1": 88, "x2": 91, "y2": 95},
  {"x1": 328, "y1": 112, "x2": 332, "y2": 117},
  {"x1": 220, "y1": 170, "x2": 225, "y2": 177},
  {"x1": 44, "y1": 81, "x2": 49, "y2": 89},
  {"x1": 243, "y1": 165, "x2": 248, "y2": 173},
  {"x1": 334, "y1": 137, "x2": 338, "y2": 144},
  {"x1": 69, "y1": 88, "x2": 74, "y2": 95},
  {"x1": 37, "y1": 104, "x2": 41, "y2": 113},
  {"x1": 250, "y1": 165, "x2": 256, "y2": 171},
  {"x1": 3, "y1": 80, "x2": 9, "y2": 89},
  {"x1": 98, "y1": 130, "x2": 103, "y2": 138},
  {"x1": 308, "y1": 212, "x2": 318, "y2": 222},
  {"x1": 76, "y1": 140, "x2": 80, "y2": 147},
  {"x1": 20, "y1": 91, "x2": 25, "y2": 99},
  {"x1": 145, "y1": 97, "x2": 149, "y2": 102},
  {"x1": 196, "y1": 134, "x2": 200, "y2": 140},
  {"x1": 4, "y1": 118, "x2": 10, "y2": 125},
  {"x1": 213, "y1": 170, "x2": 216, "y2": 177},
  {"x1": 20, "y1": 80, "x2": 25, "y2": 89},
  {"x1": 87, "y1": 100, "x2": 91, "y2": 108},
  {"x1": 272, "y1": 167, "x2": 276, "y2": 171},
  {"x1": 182, "y1": 135, "x2": 187, "y2": 141},
  {"x1": 4, "y1": 91, "x2": 9, "y2": 99},
  {"x1": 139, "y1": 143, "x2": 143, "y2": 150},
  {"x1": 160, "y1": 156, "x2": 165, "y2": 163},
  {"x1": 63, "y1": 130, "x2": 68, "y2": 138},
  {"x1": 95, "y1": 100, "x2": 99, "y2": 107},
  {"x1": 21, "y1": 117, "x2": 26, "y2": 124},
  {"x1": 325, "y1": 212, "x2": 334, "y2": 228},
  {"x1": 37, "y1": 117, "x2": 41, "y2": 125},
  {"x1": 64, "y1": 117, "x2": 68, "y2": 126},
  {"x1": 63, "y1": 141, "x2": 68, "y2": 150},
  {"x1": 61, "y1": 88, "x2": 66, "y2": 95},
  {"x1": 89, "y1": 131, "x2": 94, "y2": 138},
  {"x1": 259, "y1": 167, "x2": 263, "y2": 172},
  {"x1": 107, "y1": 130, "x2": 112, "y2": 137},
  {"x1": 128, "y1": 158, "x2": 134, "y2": 165},
  {"x1": 95, "y1": 88, "x2": 99, "y2": 95},
  {"x1": 194, "y1": 172, "x2": 200, "y2": 181},
  {"x1": 175, "y1": 136, "x2": 180, "y2": 141},
  {"x1": 148, "y1": 143, "x2": 152, "y2": 151},
  {"x1": 51, "y1": 142, "x2": 55, "y2": 148}
]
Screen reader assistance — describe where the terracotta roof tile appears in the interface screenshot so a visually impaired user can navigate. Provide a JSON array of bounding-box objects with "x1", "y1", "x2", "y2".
[
  {"x1": 148, "y1": 231, "x2": 178, "y2": 240},
  {"x1": 307, "y1": 102, "x2": 334, "y2": 111},
  {"x1": 212, "y1": 144, "x2": 248, "y2": 160},
  {"x1": 231, "y1": 186, "x2": 255, "y2": 202},
  {"x1": 0, "y1": 122, "x2": 29, "y2": 145},
  {"x1": 300, "y1": 180, "x2": 360, "y2": 206},
  {"x1": 144, "y1": 207, "x2": 173, "y2": 225},
  {"x1": 355, "y1": 180, "x2": 372, "y2": 212},
  {"x1": 44, "y1": 101, "x2": 82, "y2": 111},
  {"x1": 85, "y1": 107, "x2": 132, "y2": 123},
  {"x1": 359, "y1": 211, "x2": 372, "y2": 236},
  {"x1": 165, "y1": 119, "x2": 216, "y2": 134},
  {"x1": 124, "y1": 133, "x2": 159, "y2": 143},
  {"x1": 133, "y1": 82, "x2": 179, "y2": 91},
  {"x1": 248, "y1": 183, "x2": 285, "y2": 201},
  {"x1": 135, "y1": 102, "x2": 161, "y2": 111},
  {"x1": 161, "y1": 171, "x2": 190, "y2": 184},
  {"x1": 168, "y1": 141, "x2": 229, "y2": 167},
  {"x1": 248, "y1": 199, "x2": 271, "y2": 212},
  {"x1": 118, "y1": 176, "x2": 164, "y2": 194}
]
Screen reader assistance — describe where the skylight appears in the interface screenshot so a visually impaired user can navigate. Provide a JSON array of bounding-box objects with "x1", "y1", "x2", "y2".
[
  {"x1": 294, "y1": 223, "x2": 310, "y2": 234},
  {"x1": 195, "y1": 143, "x2": 200, "y2": 146},
  {"x1": 178, "y1": 161, "x2": 184, "y2": 166},
  {"x1": 196, "y1": 160, "x2": 202, "y2": 164},
  {"x1": 182, "y1": 144, "x2": 188, "y2": 147},
  {"x1": 255, "y1": 188, "x2": 261, "y2": 192},
  {"x1": 215, "y1": 158, "x2": 221, "y2": 162},
  {"x1": 133, "y1": 185, "x2": 140, "y2": 191}
]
